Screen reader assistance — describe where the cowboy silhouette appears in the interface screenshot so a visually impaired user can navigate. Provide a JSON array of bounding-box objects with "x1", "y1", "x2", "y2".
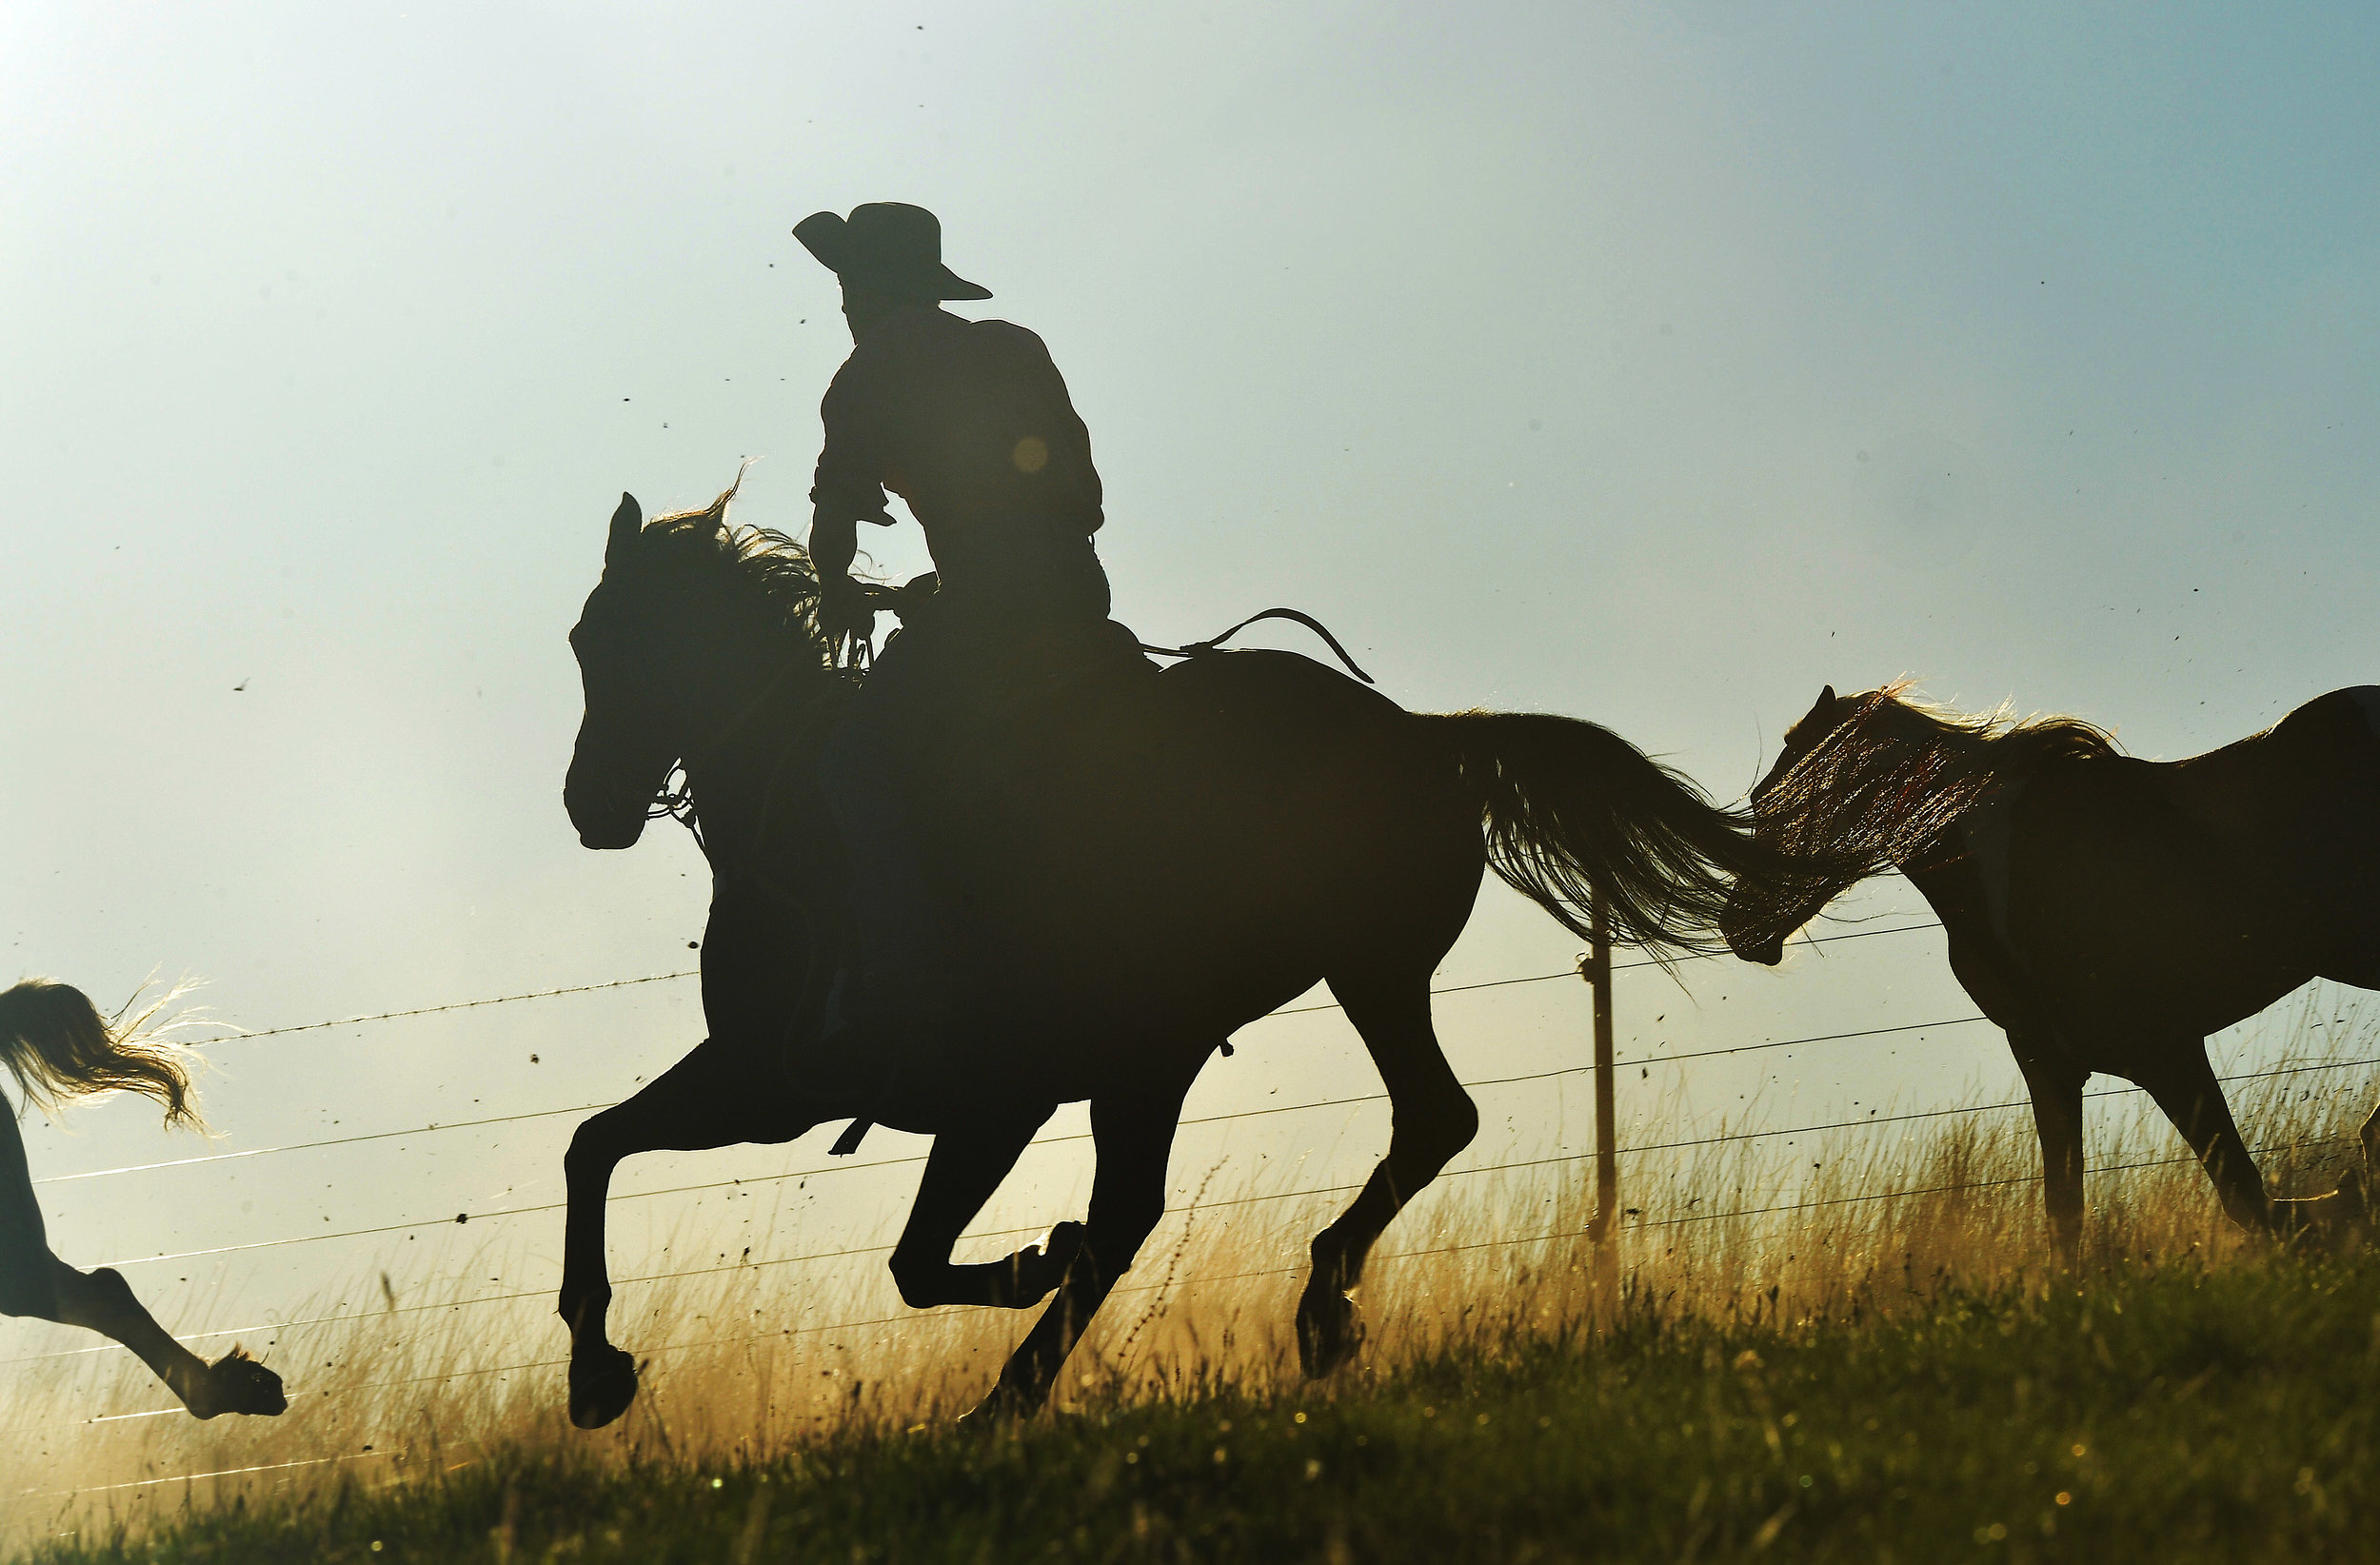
[{"x1": 796, "y1": 202, "x2": 1139, "y2": 1050}]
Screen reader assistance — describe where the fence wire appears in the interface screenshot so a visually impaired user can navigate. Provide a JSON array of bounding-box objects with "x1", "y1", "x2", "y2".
[{"x1": 24, "y1": 916, "x2": 2380, "y2": 1456}]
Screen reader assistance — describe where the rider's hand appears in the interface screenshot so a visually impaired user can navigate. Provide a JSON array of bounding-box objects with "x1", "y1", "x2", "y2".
[{"x1": 820, "y1": 579, "x2": 876, "y2": 649}]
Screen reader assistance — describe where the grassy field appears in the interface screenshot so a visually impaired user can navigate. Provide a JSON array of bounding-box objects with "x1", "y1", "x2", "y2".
[
  {"x1": 11, "y1": 994, "x2": 2380, "y2": 1562},
  {"x1": 30, "y1": 1254, "x2": 2380, "y2": 1564}
]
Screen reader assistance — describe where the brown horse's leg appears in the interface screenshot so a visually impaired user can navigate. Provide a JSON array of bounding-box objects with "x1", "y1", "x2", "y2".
[
  {"x1": 887, "y1": 1106, "x2": 1073, "y2": 1309},
  {"x1": 2141, "y1": 1045, "x2": 2271, "y2": 1234},
  {"x1": 1297, "y1": 964, "x2": 1478, "y2": 1378},
  {"x1": 970, "y1": 1074, "x2": 1194, "y2": 1418},
  {"x1": 2015, "y1": 1050, "x2": 2087, "y2": 1263}
]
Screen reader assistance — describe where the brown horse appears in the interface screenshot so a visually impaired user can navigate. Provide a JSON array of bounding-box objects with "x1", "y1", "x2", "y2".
[
  {"x1": 1, "y1": 979, "x2": 286, "y2": 1418},
  {"x1": 1721, "y1": 683, "x2": 2380, "y2": 1259},
  {"x1": 556, "y1": 485, "x2": 1815, "y2": 1423}
]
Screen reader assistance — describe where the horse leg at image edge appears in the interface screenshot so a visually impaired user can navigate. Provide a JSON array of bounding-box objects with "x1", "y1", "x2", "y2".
[
  {"x1": 560, "y1": 1033, "x2": 815, "y2": 1430},
  {"x1": 2014, "y1": 1047, "x2": 2087, "y2": 1264},
  {"x1": 971, "y1": 1075, "x2": 1196, "y2": 1419},
  {"x1": 887, "y1": 1107, "x2": 1076, "y2": 1309},
  {"x1": 43, "y1": 1258, "x2": 287, "y2": 1418},
  {"x1": 2141, "y1": 1043, "x2": 2272, "y2": 1235},
  {"x1": 1298, "y1": 965, "x2": 1478, "y2": 1378}
]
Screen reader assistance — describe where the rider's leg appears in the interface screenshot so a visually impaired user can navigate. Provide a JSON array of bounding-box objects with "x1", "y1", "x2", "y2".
[{"x1": 819, "y1": 632, "x2": 950, "y2": 1019}]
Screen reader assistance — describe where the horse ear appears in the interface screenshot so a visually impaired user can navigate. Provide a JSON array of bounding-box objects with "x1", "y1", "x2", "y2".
[
  {"x1": 606, "y1": 493, "x2": 643, "y2": 565},
  {"x1": 1810, "y1": 685, "x2": 1837, "y2": 721}
]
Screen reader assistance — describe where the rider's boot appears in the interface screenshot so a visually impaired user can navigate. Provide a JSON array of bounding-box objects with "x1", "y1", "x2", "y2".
[{"x1": 790, "y1": 839, "x2": 977, "y2": 1132}]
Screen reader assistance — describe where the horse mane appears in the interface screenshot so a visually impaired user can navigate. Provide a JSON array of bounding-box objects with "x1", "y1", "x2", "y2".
[
  {"x1": 1762, "y1": 680, "x2": 2123, "y2": 874},
  {"x1": 637, "y1": 482, "x2": 835, "y2": 667}
]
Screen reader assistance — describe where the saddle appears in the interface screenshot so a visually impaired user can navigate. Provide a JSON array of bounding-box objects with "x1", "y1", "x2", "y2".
[{"x1": 800, "y1": 585, "x2": 1371, "y2": 1148}]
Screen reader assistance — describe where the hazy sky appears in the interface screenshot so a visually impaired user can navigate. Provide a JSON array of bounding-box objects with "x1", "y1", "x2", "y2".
[{"x1": 5, "y1": 2, "x2": 2376, "y2": 1387}]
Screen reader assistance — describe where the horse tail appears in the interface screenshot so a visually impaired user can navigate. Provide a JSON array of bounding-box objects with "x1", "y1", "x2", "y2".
[
  {"x1": 0, "y1": 979, "x2": 207, "y2": 1130},
  {"x1": 1418, "y1": 710, "x2": 1814, "y2": 956}
]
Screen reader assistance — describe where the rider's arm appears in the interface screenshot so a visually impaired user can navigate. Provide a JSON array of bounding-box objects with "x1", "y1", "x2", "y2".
[
  {"x1": 1013, "y1": 324, "x2": 1104, "y2": 534},
  {"x1": 810, "y1": 347, "x2": 899, "y2": 596},
  {"x1": 1056, "y1": 390, "x2": 1103, "y2": 533},
  {"x1": 808, "y1": 510, "x2": 860, "y2": 596}
]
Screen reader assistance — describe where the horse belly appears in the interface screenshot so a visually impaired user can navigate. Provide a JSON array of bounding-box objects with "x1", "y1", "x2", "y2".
[{"x1": 953, "y1": 657, "x2": 1478, "y2": 1090}]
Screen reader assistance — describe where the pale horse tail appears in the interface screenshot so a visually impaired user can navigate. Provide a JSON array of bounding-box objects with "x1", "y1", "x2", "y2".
[{"x1": 0, "y1": 977, "x2": 208, "y2": 1130}]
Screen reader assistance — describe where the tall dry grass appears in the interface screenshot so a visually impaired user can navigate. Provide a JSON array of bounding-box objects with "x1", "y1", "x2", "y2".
[{"x1": 7, "y1": 986, "x2": 2374, "y2": 1555}]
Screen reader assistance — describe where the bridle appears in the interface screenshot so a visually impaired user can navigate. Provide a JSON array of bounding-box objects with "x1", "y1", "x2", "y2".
[{"x1": 643, "y1": 624, "x2": 868, "y2": 861}]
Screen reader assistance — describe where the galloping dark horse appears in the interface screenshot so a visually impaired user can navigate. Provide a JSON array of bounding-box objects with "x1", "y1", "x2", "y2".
[
  {"x1": 1722, "y1": 683, "x2": 2380, "y2": 1259},
  {"x1": 558, "y1": 485, "x2": 1808, "y2": 1424}
]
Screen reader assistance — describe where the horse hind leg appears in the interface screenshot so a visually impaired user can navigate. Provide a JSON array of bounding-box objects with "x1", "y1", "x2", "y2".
[
  {"x1": 887, "y1": 1107, "x2": 1072, "y2": 1311},
  {"x1": 971, "y1": 1077, "x2": 1195, "y2": 1418},
  {"x1": 1297, "y1": 963, "x2": 1478, "y2": 1378}
]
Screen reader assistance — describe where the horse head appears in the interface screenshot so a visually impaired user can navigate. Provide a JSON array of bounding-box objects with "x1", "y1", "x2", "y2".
[
  {"x1": 565, "y1": 483, "x2": 831, "y2": 852},
  {"x1": 1721, "y1": 683, "x2": 1861, "y2": 965},
  {"x1": 565, "y1": 494, "x2": 684, "y2": 848}
]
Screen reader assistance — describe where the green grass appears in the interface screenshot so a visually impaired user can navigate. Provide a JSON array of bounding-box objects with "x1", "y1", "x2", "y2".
[{"x1": 30, "y1": 1251, "x2": 2380, "y2": 1564}]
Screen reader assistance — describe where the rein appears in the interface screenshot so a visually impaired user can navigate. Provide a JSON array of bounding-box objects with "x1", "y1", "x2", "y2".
[{"x1": 1140, "y1": 607, "x2": 1375, "y2": 684}]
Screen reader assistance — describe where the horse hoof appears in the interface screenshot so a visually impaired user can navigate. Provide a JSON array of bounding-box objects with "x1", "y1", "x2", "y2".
[
  {"x1": 1297, "y1": 1291, "x2": 1365, "y2": 1378},
  {"x1": 1012, "y1": 1221, "x2": 1088, "y2": 1303},
  {"x1": 1039, "y1": 1220, "x2": 1087, "y2": 1266},
  {"x1": 569, "y1": 1345, "x2": 640, "y2": 1429},
  {"x1": 191, "y1": 1347, "x2": 288, "y2": 1418}
]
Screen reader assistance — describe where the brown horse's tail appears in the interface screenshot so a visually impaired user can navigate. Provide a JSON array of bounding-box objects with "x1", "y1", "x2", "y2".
[
  {"x1": 1418, "y1": 710, "x2": 1814, "y2": 957},
  {"x1": 0, "y1": 979, "x2": 207, "y2": 1130}
]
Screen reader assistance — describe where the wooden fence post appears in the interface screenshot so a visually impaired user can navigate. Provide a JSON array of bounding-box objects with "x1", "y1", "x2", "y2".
[{"x1": 1581, "y1": 893, "x2": 1617, "y2": 1248}]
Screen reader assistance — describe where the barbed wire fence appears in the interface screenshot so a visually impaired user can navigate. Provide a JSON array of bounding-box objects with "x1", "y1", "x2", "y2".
[{"x1": 15, "y1": 916, "x2": 2378, "y2": 1443}]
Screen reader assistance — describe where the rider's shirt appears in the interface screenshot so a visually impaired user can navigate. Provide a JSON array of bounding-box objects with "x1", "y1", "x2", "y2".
[{"x1": 811, "y1": 305, "x2": 1104, "y2": 607}]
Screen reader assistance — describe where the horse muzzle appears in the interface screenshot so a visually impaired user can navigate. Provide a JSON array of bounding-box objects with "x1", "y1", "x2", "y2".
[
  {"x1": 564, "y1": 765, "x2": 653, "y2": 850},
  {"x1": 1735, "y1": 936, "x2": 1786, "y2": 967}
]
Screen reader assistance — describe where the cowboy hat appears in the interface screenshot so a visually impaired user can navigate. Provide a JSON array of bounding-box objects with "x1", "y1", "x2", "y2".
[{"x1": 793, "y1": 203, "x2": 991, "y2": 301}]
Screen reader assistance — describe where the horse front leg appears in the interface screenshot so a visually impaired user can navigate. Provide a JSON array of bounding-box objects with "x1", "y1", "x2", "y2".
[
  {"x1": 561, "y1": 1032, "x2": 819, "y2": 1429},
  {"x1": 971, "y1": 1073, "x2": 1196, "y2": 1419},
  {"x1": 2014, "y1": 1046, "x2": 2087, "y2": 1265}
]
